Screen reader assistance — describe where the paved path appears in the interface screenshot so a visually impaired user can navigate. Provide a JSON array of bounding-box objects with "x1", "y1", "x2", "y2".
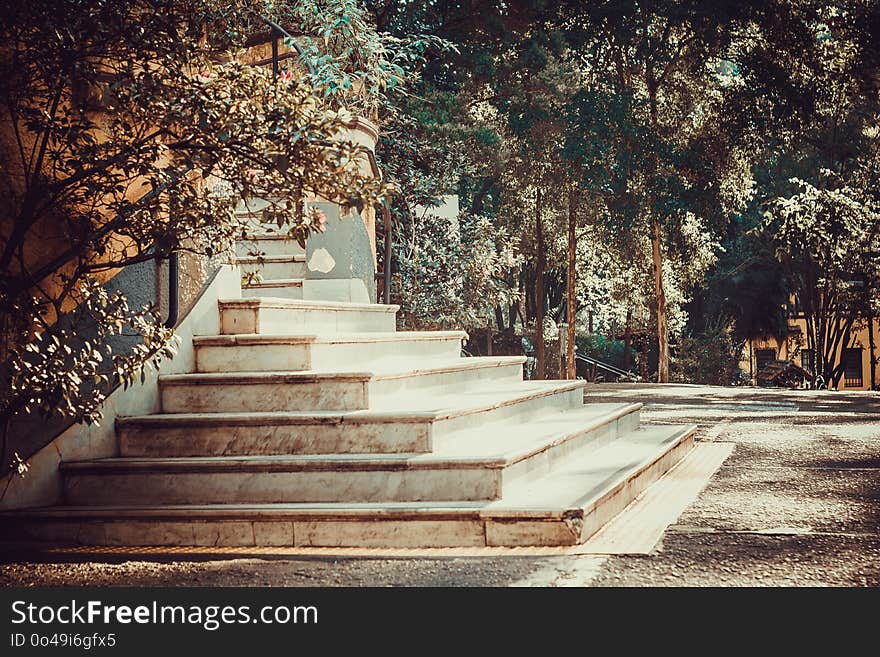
[{"x1": 2, "y1": 385, "x2": 878, "y2": 586}]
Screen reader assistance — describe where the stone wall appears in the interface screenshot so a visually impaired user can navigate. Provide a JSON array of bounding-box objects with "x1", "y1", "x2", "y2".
[{"x1": 0, "y1": 265, "x2": 241, "y2": 510}]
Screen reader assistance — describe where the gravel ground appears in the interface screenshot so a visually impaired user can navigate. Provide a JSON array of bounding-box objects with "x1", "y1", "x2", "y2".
[
  {"x1": 2, "y1": 384, "x2": 878, "y2": 587},
  {"x1": 593, "y1": 532, "x2": 879, "y2": 587},
  {"x1": 585, "y1": 384, "x2": 880, "y2": 587},
  {"x1": 0, "y1": 556, "x2": 554, "y2": 587}
]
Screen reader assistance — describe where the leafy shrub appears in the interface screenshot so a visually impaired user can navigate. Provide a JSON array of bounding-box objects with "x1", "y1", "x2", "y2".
[
  {"x1": 672, "y1": 326, "x2": 745, "y2": 385},
  {"x1": 575, "y1": 333, "x2": 627, "y2": 371}
]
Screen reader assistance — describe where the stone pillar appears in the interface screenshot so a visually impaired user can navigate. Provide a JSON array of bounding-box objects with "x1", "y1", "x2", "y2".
[
  {"x1": 342, "y1": 117, "x2": 380, "y2": 266},
  {"x1": 299, "y1": 117, "x2": 380, "y2": 303}
]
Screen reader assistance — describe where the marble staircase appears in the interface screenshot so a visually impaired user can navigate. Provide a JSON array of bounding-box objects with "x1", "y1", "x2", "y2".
[{"x1": 3, "y1": 233, "x2": 696, "y2": 548}]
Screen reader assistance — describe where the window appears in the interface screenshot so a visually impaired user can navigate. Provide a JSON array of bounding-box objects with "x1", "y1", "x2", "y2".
[
  {"x1": 801, "y1": 349, "x2": 815, "y2": 373},
  {"x1": 755, "y1": 348, "x2": 776, "y2": 373},
  {"x1": 844, "y1": 348, "x2": 863, "y2": 387}
]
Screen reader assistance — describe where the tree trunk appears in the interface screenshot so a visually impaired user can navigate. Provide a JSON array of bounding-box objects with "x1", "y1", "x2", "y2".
[
  {"x1": 869, "y1": 315, "x2": 877, "y2": 391},
  {"x1": 470, "y1": 176, "x2": 497, "y2": 215},
  {"x1": 827, "y1": 314, "x2": 857, "y2": 389},
  {"x1": 646, "y1": 65, "x2": 669, "y2": 384},
  {"x1": 652, "y1": 218, "x2": 669, "y2": 383},
  {"x1": 816, "y1": 291, "x2": 829, "y2": 382},
  {"x1": 524, "y1": 265, "x2": 535, "y2": 321},
  {"x1": 866, "y1": 279, "x2": 877, "y2": 390},
  {"x1": 748, "y1": 340, "x2": 753, "y2": 383},
  {"x1": 494, "y1": 306, "x2": 505, "y2": 332},
  {"x1": 639, "y1": 344, "x2": 649, "y2": 381},
  {"x1": 507, "y1": 303, "x2": 515, "y2": 331},
  {"x1": 535, "y1": 189, "x2": 546, "y2": 380},
  {"x1": 566, "y1": 190, "x2": 577, "y2": 380},
  {"x1": 623, "y1": 307, "x2": 632, "y2": 371}
]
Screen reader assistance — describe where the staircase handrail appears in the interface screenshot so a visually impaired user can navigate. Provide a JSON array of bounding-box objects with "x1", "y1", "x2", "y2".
[{"x1": 575, "y1": 352, "x2": 639, "y2": 380}]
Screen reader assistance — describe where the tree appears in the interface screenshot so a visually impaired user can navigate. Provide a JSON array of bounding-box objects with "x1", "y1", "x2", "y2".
[
  {"x1": 554, "y1": 0, "x2": 843, "y2": 382},
  {"x1": 365, "y1": 0, "x2": 880, "y2": 391},
  {"x1": 752, "y1": 0, "x2": 880, "y2": 387},
  {"x1": 275, "y1": 0, "x2": 448, "y2": 120},
  {"x1": 684, "y1": 231, "x2": 790, "y2": 383},
  {"x1": 764, "y1": 177, "x2": 880, "y2": 387},
  {"x1": 533, "y1": 188, "x2": 546, "y2": 376},
  {"x1": 0, "y1": 0, "x2": 398, "y2": 470}
]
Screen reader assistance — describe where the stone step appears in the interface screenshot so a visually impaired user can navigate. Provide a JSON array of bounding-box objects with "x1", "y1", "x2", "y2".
[
  {"x1": 192, "y1": 331, "x2": 468, "y2": 373},
  {"x1": 8, "y1": 425, "x2": 695, "y2": 547},
  {"x1": 61, "y1": 404, "x2": 644, "y2": 506},
  {"x1": 235, "y1": 234, "x2": 306, "y2": 258},
  {"x1": 241, "y1": 278, "x2": 304, "y2": 300},
  {"x1": 158, "y1": 357, "x2": 526, "y2": 413},
  {"x1": 117, "y1": 380, "x2": 588, "y2": 457},
  {"x1": 219, "y1": 298, "x2": 399, "y2": 335},
  {"x1": 480, "y1": 423, "x2": 697, "y2": 546},
  {"x1": 236, "y1": 255, "x2": 306, "y2": 280}
]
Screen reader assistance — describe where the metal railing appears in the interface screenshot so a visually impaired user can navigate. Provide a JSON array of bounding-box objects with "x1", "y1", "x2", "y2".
[
  {"x1": 575, "y1": 353, "x2": 639, "y2": 380},
  {"x1": 257, "y1": 16, "x2": 317, "y2": 76},
  {"x1": 379, "y1": 205, "x2": 392, "y2": 304}
]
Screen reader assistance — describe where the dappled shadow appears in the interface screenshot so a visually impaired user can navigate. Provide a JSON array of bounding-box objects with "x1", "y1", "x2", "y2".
[
  {"x1": 585, "y1": 384, "x2": 880, "y2": 417},
  {"x1": 714, "y1": 414, "x2": 880, "y2": 426},
  {"x1": 809, "y1": 456, "x2": 880, "y2": 470}
]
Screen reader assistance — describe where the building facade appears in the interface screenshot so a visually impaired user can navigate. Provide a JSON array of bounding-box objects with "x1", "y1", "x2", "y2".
[{"x1": 742, "y1": 316, "x2": 880, "y2": 390}]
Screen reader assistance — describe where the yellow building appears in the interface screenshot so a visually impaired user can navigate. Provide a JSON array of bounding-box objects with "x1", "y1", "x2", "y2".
[{"x1": 743, "y1": 315, "x2": 880, "y2": 390}]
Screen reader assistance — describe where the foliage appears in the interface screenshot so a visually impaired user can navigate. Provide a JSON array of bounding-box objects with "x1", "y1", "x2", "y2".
[
  {"x1": 0, "y1": 0, "x2": 392, "y2": 468},
  {"x1": 672, "y1": 317, "x2": 745, "y2": 386},
  {"x1": 373, "y1": 1, "x2": 750, "y2": 379},
  {"x1": 575, "y1": 333, "x2": 626, "y2": 373},
  {"x1": 273, "y1": 0, "x2": 451, "y2": 118},
  {"x1": 3, "y1": 278, "x2": 176, "y2": 424},
  {"x1": 375, "y1": 0, "x2": 880, "y2": 389},
  {"x1": 686, "y1": 210, "x2": 791, "y2": 346},
  {"x1": 762, "y1": 176, "x2": 880, "y2": 385},
  {"x1": 748, "y1": 1, "x2": 880, "y2": 387},
  {"x1": 565, "y1": 206, "x2": 720, "y2": 352},
  {"x1": 378, "y1": 86, "x2": 490, "y2": 211},
  {"x1": 672, "y1": 324, "x2": 747, "y2": 386},
  {"x1": 392, "y1": 211, "x2": 521, "y2": 331}
]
